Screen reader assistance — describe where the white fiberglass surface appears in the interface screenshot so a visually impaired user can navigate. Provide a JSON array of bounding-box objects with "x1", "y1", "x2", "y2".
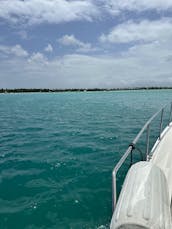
[
  {"x1": 110, "y1": 162, "x2": 172, "y2": 229},
  {"x1": 151, "y1": 124, "x2": 172, "y2": 198}
]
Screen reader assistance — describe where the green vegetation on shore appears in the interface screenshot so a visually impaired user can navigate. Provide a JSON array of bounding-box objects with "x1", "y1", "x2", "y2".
[{"x1": 1, "y1": 87, "x2": 172, "y2": 93}]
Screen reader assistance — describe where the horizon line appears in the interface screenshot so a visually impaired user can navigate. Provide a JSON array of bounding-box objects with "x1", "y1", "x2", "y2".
[{"x1": 1, "y1": 87, "x2": 172, "y2": 93}]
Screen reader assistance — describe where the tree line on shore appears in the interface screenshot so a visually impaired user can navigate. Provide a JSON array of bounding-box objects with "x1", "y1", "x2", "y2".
[{"x1": 1, "y1": 87, "x2": 172, "y2": 93}]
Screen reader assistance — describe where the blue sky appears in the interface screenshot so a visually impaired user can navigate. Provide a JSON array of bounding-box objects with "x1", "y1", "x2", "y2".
[{"x1": 1, "y1": 0, "x2": 172, "y2": 89}]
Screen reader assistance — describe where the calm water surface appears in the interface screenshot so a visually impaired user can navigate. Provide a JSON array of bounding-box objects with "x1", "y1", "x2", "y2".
[{"x1": 0, "y1": 90, "x2": 172, "y2": 229}]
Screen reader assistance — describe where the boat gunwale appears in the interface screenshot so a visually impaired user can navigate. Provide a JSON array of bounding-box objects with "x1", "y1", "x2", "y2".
[{"x1": 112, "y1": 102, "x2": 172, "y2": 211}]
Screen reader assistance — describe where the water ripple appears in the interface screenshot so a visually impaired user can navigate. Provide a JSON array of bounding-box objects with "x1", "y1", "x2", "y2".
[{"x1": 0, "y1": 90, "x2": 172, "y2": 228}]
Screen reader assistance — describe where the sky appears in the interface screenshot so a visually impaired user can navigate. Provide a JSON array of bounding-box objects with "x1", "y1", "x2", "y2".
[{"x1": 1, "y1": 0, "x2": 172, "y2": 89}]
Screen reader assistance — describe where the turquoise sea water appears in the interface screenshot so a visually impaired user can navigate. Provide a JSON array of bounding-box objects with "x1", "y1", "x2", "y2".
[{"x1": 0, "y1": 90, "x2": 172, "y2": 229}]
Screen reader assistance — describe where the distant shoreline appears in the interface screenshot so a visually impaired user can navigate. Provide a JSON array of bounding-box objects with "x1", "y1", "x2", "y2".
[{"x1": 1, "y1": 87, "x2": 172, "y2": 93}]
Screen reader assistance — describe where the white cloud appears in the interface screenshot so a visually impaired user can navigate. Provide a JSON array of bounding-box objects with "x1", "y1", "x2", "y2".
[
  {"x1": 0, "y1": 44, "x2": 28, "y2": 57},
  {"x1": 100, "y1": 19, "x2": 172, "y2": 44},
  {"x1": 44, "y1": 44, "x2": 53, "y2": 53},
  {"x1": 58, "y1": 34, "x2": 93, "y2": 52},
  {"x1": 1, "y1": 17, "x2": 172, "y2": 89},
  {"x1": 58, "y1": 35, "x2": 83, "y2": 46},
  {"x1": 104, "y1": 0, "x2": 172, "y2": 15},
  {"x1": 1, "y1": 0, "x2": 172, "y2": 27},
  {"x1": 0, "y1": 0, "x2": 99, "y2": 26},
  {"x1": 28, "y1": 52, "x2": 47, "y2": 63},
  {"x1": 1, "y1": 38, "x2": 172, "y2": 89}
]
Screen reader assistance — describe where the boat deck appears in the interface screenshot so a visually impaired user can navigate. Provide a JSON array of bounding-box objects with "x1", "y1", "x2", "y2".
[{"x1": 151, "y1": 124, "x2": 172, "y2": 198}]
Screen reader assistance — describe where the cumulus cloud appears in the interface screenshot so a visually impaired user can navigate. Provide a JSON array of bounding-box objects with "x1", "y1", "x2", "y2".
[
  {"x1": 44, "y1": 44, "x2": 53, "y2": 53},
  {"x1": 0, "y1": 44, "x2": 28, "y2": 57},
  {"x1": 100, "y1": 18, "x2": 172, "y2": 44},
  {"x1": 1, "y1": 0, "x2": 172, "y2": 27},
  {"x1": 28, "y1": 52, "x2": 47, "y2": 63},
  {"x1": 104, "y1": 0, "x2": 172, "y2": 15},
  {"x1": 0, "y1": 0, "x2": 99, "y2": 26},
  {"x1": 58, "y1": 34, "x2": 93, "y2": 52},
  {"x1": 1, "y1": 37, "x2": 172, "y2": 89}
]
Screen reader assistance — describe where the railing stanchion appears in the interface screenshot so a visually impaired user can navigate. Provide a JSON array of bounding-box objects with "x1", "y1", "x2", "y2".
[
  {"x1": 146, "y1": 124, "x2": 150, "y2": 160},
  {"x1": 159, "y1": 108, "x2": 164, "y2": 139},
  {"x1": 130, "y1": 150, "x2": 133, "y2": 166},
  {"x1": 112, "y1": 170, "x2": 116, "y2": 212}
]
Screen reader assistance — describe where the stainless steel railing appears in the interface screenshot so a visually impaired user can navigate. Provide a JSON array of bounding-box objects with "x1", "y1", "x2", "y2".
[{"x1": 112, "y1": 102, "x2": 172, "y2": 212}]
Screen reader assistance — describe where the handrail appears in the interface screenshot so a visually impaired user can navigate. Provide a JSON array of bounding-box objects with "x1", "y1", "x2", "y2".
[{"x1": 112, "y1": 102, "x2": 172, "y2": 212}]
